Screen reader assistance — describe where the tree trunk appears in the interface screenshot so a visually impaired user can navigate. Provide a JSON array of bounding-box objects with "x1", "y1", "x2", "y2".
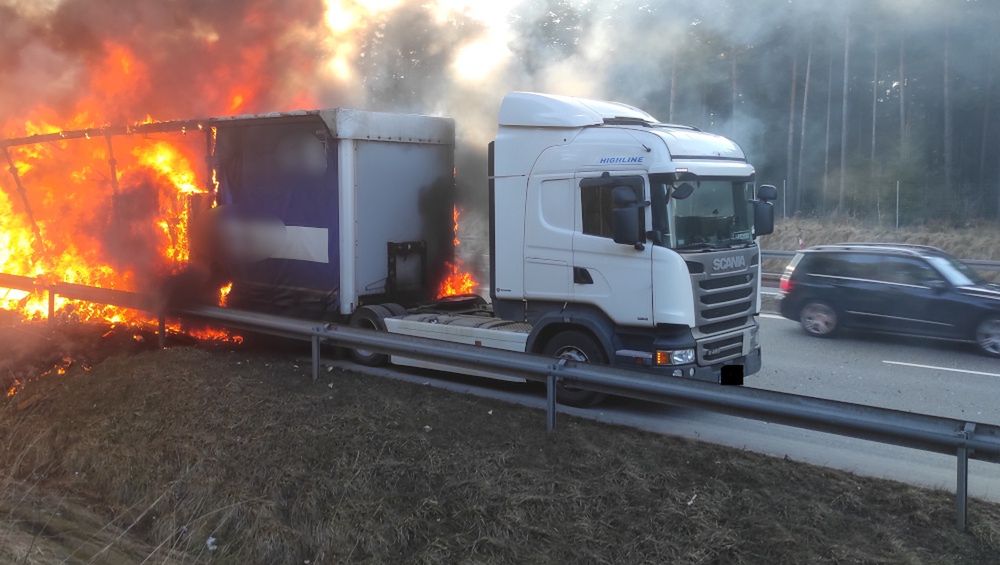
[
  {"x1": 899, "y1": 32, "x2": 906, "y2": 158},
  {"x1": 838, "y1": 15, "x2": 851, "y2": 214},
  {"x1": 979, "y1": 47, "x2": 994, "y2": 196},
  {"x1": 786, "y1": 48, "x2": 799, "y2": 215},
  {"x1": 730, "y1": 54, "x2": 738, "y2": 135},
  {"x1": 796, "y1": 37, "x2": 813, "y2": 213},
  {"x1": 871, "y1": 23, "x2": 879, "y2": 183},
  {"x1": 823, "y1": 48, "x2": 834, "y2": 205},
  {"x1": 668, "y1": 51, "x2": 678, "y2": 122},
  {"x1": 943, "y1": 22, "x2": 953, "y2": 196}
]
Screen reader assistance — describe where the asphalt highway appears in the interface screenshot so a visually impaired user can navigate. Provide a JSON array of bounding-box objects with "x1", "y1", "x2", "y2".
[{"x1": 328, "y1": 315, "x2": 1000, "y2": 502}]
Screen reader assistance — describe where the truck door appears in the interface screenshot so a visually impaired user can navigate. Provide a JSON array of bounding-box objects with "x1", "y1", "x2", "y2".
[
  {"x1": 522, "y1": 177, "x2": 574, "y2": 300},
  {"x1": 572, "y1": 173, "x2": 654, "y2": 326}
]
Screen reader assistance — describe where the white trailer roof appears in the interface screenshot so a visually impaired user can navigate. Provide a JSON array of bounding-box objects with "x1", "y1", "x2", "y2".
[
  {"x1": 210, "y1": 108, "x2": 455, "y2": 145},
  {"x1": 498, "y1": 92, "x2": 658, "y2": 128}
]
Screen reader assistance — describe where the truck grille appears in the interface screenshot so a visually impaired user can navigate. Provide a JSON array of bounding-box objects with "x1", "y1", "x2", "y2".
[
  {"x1": 686, "y1": 250, "x2": 758, "y2": 340},
  {"x1": 699, "y1": 334, "x2": 744, "y2": 363},
  {"x1": 697, "y1": 275, "x2": 753, "y2": 330},
  {"x1": 699, "y1": 274, "x2": 753, "y2": 291},
  {"x1": 700, "y1": 287, "x2": 753, "y2": 305},
  {"x1": 702, "y1": 302, "x2": 749, "y2": 320},
  {"x1": 700, "y1": 316, "x2": 748, "y2": 335}
]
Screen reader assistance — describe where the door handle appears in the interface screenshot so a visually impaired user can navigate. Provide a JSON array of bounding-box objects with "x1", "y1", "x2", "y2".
[{"x1": 573, "y1": 267, "x2": 594, "y2": 285}]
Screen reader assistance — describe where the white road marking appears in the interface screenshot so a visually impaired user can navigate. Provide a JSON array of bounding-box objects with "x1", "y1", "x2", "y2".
[{"x1": 882, "y1": 360, "x2": 1000, "y2": 378}]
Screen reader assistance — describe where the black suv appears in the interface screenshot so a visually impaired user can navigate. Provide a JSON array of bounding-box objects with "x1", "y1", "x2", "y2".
[{"x1": 778, "y1": 244, "x2": 1000, "y2": 356}]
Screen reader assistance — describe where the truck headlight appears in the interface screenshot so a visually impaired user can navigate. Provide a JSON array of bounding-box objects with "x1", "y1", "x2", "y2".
[
  {"x1": 656, "y1": 348, "x2": 696, "y2": 365},
  {"x1": 750, "y1": 326, "x2": 760, "y2": 349},
  {"x1": 671, "y1": 349, "x2": 696, "y2": 365}
]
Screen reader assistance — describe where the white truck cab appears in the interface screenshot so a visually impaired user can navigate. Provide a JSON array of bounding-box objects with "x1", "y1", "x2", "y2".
[{"x1": 484, "y1": 92, "x2": 774, "y2": 392}]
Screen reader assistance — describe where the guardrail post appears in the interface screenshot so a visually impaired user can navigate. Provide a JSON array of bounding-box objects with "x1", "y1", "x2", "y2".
[
  {"x1": 311, "y1": 335, "x2": 321, "y2": 383},
  {"x1": 545, "y1": 359, "x2": 567, "y2": 433},
  {"x1": 956, "y1": 422, "x2": 976, "y2": 531},
  {"x1": 546, "y1": 373, "x2": 557, "y2": 432}
]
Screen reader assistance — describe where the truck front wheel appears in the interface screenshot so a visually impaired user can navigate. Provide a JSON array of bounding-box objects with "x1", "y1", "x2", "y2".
[{"x1": 542, "y1": 330, "x2": 608, "y2": 407}]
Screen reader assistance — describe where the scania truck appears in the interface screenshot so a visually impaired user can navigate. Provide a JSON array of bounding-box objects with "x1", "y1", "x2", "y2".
[{"x1": 204, "y1": 92, "x2": 777, "y2": 405}]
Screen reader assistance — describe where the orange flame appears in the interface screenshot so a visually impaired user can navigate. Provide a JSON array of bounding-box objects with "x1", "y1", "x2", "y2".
[
  {"x1": 437, "y1": 206, "x2": 478, "y2": 298},
  {"x1": 0, "y1": 41, "x2": 220, "y2": 331}
]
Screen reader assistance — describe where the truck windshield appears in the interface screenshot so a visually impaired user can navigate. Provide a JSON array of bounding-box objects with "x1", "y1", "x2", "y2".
[{"x1": 650, "y1": 174, "x2": 755, "y2": 251}]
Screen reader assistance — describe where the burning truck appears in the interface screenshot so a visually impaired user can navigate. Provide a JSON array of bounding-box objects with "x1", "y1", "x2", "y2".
[
  {"x1": 197, "y1": 91, "x2": 777, "y2": 406},
  {"x1": 1, "y1": 91, "x2": 776, "y2": 407}
]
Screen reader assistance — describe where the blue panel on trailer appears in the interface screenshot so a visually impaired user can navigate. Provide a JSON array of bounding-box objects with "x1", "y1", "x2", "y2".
[{"x1": 215, "y1": 118, "x2": 340, "y2": 297}]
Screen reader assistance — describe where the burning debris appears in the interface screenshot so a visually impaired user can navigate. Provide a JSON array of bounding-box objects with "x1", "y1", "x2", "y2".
[{"x1": 0, "y1": 120, "x2": 210, "y2": 324}]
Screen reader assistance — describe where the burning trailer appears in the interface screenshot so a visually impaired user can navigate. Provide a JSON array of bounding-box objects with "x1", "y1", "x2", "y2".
[
  {"x1": 0, "y1": 108, "x2": 472, "y2": 322},
  {"x1": 2, "y1": 92, "x2": 778, "y2": 407}
]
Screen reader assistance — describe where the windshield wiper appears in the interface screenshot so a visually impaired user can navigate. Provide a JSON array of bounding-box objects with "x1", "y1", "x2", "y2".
[
  {"x1": 718, "y1": 238, "x2": 753, "y2": 248},
  {"x1": 675, "y1": 242, "x2": 716, "y2": 252},
  {"x1": 676, "y1": 239, "x2": 751, "y2": 252}
]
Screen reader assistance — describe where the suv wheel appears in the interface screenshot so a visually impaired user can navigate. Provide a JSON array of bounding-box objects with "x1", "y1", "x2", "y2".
[
  {"x1": 975, "y1": 317, "x2": 1000, "y2": 357},
  {"x1": 800, "y1": 302, "x2": 838, "y2": 337}
]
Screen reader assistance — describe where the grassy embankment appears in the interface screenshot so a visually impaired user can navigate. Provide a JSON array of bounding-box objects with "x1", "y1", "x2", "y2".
[
  {"x1": 1, "y1": 330, "x2": 998, "y2": 564},
  {"x1": 761, "y1": 218, "x2": 1000, "y2": 283},
  {"x1": 762, "y1": 218, "x2": 1000, "y2": 259}
]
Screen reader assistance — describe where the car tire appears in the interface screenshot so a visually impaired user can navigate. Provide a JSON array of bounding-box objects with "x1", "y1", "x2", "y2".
[
  {"x1": 541, "y1": 330, "x2": 608, "y2": 407},
  {"x1": 799, "y1": 301, "x2": 838, "y2": 338},
  {"x1": 348, "y1": 305, "x2": 393, "y2": 366},
  {"x1": 975, "y1": 317, "x2": 1000, "y2": 357}
]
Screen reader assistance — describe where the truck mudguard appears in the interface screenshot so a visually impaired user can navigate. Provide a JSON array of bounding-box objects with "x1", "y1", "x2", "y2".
[{"x1": 523, "y1": 302, "x2": 618, "y2": 359}]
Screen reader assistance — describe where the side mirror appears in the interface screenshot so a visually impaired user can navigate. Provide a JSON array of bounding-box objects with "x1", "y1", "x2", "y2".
[
  {"x1": 753, "y1": 200, "x2": 774, "y2": 237},
  {"x1": 927, "y1": 279, "x2": 949, "y2": 293},
  {"x1": 757, "y1": 184, "x2": 778, "y2": 202},
  {"x1": 672, "y1": 182, "x2": 696, "y2": 200},
  {"x1": 612, "y1": 208, "x2": 641, "y2": 246},
  {"x1": 612, "y1": 186, "x2": 642, "y2": 247}
]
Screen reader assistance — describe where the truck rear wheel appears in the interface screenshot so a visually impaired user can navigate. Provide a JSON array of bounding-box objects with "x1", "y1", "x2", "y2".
[
  {"x1": 349, "y1": 305, "x2": 394, "y2": 366},
  {"x1": 542, "y1": 330, "x2": 608, "y2": 407}
]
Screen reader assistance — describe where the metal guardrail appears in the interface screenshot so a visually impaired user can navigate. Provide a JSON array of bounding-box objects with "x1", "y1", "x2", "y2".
[
  {"x1": 3, "y1": 274, "x2": 1000, "y2": 530},
  {"x1": 185, "y1": 305, "x2": 1000, "y2": 532}
]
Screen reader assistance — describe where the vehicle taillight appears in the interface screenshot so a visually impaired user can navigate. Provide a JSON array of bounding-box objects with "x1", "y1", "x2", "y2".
[{"x1": 779, "y1": 275, "x2": 794, "y2": 293}]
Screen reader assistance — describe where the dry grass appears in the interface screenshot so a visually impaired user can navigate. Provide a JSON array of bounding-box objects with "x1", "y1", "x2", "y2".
[
  {"x1": 760, "y1": 218, "x2": 1000, "y2": 282},
  {"x1": 1, "y1": 344, "x2": 999, "y2": 564},
  {"x1": 0, "y1": 478, "x2": 187, "y2": 564},
  {"x1": 762, "y1": 218, "x2": 1000, "y2": 260}
]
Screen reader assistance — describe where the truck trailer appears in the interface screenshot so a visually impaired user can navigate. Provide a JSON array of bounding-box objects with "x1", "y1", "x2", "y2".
[{"x1": 207, "y1": 92, "x2": 777, "y2": 406}]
